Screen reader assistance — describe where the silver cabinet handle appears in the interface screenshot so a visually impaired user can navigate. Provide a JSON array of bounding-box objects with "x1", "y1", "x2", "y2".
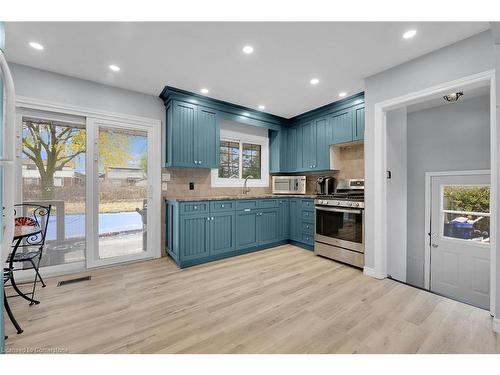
[{"x1": 244, "y1": 208, "x2": 251, "y2": 212}]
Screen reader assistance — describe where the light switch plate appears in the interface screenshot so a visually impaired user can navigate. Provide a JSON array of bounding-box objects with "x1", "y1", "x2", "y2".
[
  {"x1": 162, "y1": 182, "x2": 168, "y2": 191},
  {"x1": 162, "y1": 173, "x2": 171, "y2": 182}
]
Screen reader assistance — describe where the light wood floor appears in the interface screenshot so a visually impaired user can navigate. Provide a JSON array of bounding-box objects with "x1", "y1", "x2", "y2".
[{"x1": 4, "y1": 245, "x2": 500, "y2": 353}]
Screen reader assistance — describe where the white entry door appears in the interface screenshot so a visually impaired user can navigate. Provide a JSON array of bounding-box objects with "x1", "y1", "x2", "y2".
[
  {"x1": 86, "y1": 118, "x2": 160, "y2": 268},
  {"x1": 429, "y1": 173, "x2": 490, "y2": 309}
]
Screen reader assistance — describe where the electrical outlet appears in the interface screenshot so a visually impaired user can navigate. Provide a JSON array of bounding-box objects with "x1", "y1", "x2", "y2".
[
  {"x1": 189, "y1": 182, "x2": 194, "y2": 190},
  {"x1": 162, "y1": 173, "x2": 171, "y2": 182},
  {"x1": 162, "y1": 182, "x2": 168, "y2": 191}
]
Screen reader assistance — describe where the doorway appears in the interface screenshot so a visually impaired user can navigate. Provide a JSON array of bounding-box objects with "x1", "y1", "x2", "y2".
[
  {"x1": 16, "y1": 107, "x2": 161, "y2": 276},
  {"x1": 428, "y1": 172, "x2": 490, "y2": 309}
]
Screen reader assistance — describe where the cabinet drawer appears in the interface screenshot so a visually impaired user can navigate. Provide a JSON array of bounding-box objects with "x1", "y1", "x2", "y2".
[
  {"x1": 301, "y1": 232, "x2": 314, "y2": 245},
  {"x1": 179, "y1": 201, "x2": 209, "y2": 215},
  {"x1": 300, "y1": 199, "x2": 314, "y2": 210},
  {"x1": 301, "y1": 209, "x2": 314, "y2": 221},
  {"x1": 236, "y1": 200, "x2": 259, "y2": 211},
  {"x1": 210, "y1": 200, "x2": 235, "y2": 212},
  {"x1": 259, "y1": 199, "x2": 279, "y2": 209},
  {"x1": 301, "y1": 221, "x2": 314, "y2": 235}
]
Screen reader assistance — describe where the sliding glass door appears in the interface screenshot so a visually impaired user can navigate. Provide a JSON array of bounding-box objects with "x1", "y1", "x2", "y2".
[
  {"x1": 19, "y1": 113, "x2": 87, "y2": 270},
  {"x1": 86, "y1": 119, "x2": 156, "y2": 267},
  {"x1": 18, "y1": 111, "x2": 160, "y2": 273}
]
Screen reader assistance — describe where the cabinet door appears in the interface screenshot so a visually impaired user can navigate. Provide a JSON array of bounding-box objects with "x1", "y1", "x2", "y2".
[
  {"x1": 210, "y1": 211, "x2": 236, "y2": 255},
  {"x1": 236, "y1": 210, "x2": 259, "y2": 250},
  {"x1": 314, "y1": 116, "x2": 329, "y2": 170},
  {"x1": 278, "y1": 199, "x2": 290, "y2": 240},
  {"x1": 287, "y1": 126, "x2": 302, "y2": 172},
  {"x1": 331, "y1": 108, "x2": 353, "y2": 144},
  {"x1": 301, "y1": 120, "x2": 317, "y2": 170},
  {"x1": 258, "y1": 208, "x2": 279, "y2": 245},
  {"x1": 179, "y1": 214, "x2": 209, "y2": 261},
  {"x1": 289, "y1": 199, "x2": 299, "y2": 241},
  {"x1": 172, "y1": 101, "x2": 196, "y2": 167},
  {"x1": 196, "y1": 106, "x2": 219, "y2": 168},
  {"x1": 353, "y1": 104, "x2": 365, "y2": 141}
]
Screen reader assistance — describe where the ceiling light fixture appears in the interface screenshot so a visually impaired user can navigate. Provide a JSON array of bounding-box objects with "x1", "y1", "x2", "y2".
[
  {"x1": 29, "y1": 41, "x2": 44, "y2": 50},
  {"x1": 258, "y1": 105, "x2": 266, "y2": 111},
  {"x1": 242, "y1": 45, "x2": 254, "y2": 54},
  {"x1": 109, "y1": 64, "x2": 120, "y2": 72},
  {"x1": 200, "y1": 88, "x2": 209, "y2": 95},
  {"x1": 310, "y1": 78, "x2": 320, "y2": 85},
  {"x1": 443, "y1": 91, "x2": 464, "y2": 102},
  {"x1": 338, "y1": 92, "x2": 347, "y2": 98},
  {"x1": 402, "y1": 29, "x2": 417, "y2": 39}
]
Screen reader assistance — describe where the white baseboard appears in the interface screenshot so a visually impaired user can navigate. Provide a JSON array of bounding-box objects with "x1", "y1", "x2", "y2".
[
  {"x1": 363, "y1": 267, "x2": 377, "y2": 278},
  {"x1": 493, "y1": 318, "x2": 500, "y2": 333}
]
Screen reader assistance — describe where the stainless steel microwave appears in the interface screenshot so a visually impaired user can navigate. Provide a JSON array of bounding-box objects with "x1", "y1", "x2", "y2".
[{"x1": 272, "y1": 176, "x2": 306, "y2": 195}]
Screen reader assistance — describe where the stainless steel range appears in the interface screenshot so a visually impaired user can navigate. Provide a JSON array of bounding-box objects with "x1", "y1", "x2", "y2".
[{"x1": 314, "y1": 179, "x2": 365, "y2": 268}]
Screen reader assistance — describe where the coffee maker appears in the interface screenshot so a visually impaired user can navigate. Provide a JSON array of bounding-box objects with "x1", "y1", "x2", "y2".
[{"x1": 316, "y1": 177, "x2": 335, "y2": 195}]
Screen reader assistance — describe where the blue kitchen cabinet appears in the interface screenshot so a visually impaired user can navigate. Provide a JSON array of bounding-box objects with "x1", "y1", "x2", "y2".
[
  {"x1": 166, "y1": 101, "x2": 219, "y2": 169},
  {"x1": 179, "y1": 214, "x2": 210, "y2": 261},
  {"x1": 170, "y1": 101, "x2": 196, "y2": 167},
  {"x1": 258, "y1": 208, "x2": 279, "y2": 246},
  {"x1": 331, "y1": 108, "x2": 354, "y2": 144},
  {"x1": 314, "y1": 115, "x2": 330, "y2": 170},
  {"x1": 196, "y1": 106, "x2": 219, "y2": 168},
  {"x1": 301, "y1": 120, "x2": 317, "y2": 171},
  {"x1": 278, "y1": 198, "x2": 290, "y2": 241},
  {"x1": 236, "y1": 208, "x2": 259, "y2": 250},
  {"x1": 289, "y1": 198, "x2": 300, "y2": 242},
  {"x1": 353, "y1": 103, "x2": 365, "y2": 141},
  {"x1": 286, "y1": 125, "x2": 302, "y2": 172},
  {"x1": 269, "y1": 129, "x2": 288, "y2": 174},
  {"x1": 209, "y1": 211, "x2": 236, "y2": 255}
]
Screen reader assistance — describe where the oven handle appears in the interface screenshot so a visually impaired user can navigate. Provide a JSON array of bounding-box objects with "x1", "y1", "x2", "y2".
[{"x1": 315, "y1": 206, "x2": 362, "y2": 215}]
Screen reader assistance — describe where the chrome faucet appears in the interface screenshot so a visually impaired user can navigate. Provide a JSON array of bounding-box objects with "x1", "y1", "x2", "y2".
[{"x1": 242, "y1": 175, "x2": 254, "y2": 195}]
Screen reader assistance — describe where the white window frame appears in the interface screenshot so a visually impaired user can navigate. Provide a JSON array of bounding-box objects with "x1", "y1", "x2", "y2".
[{"x1": 211, "y1": 125, "x2": 269, "y2": 188}]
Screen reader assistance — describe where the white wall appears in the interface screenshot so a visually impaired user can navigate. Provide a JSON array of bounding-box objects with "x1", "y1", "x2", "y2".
[
  {"x1": 364, "y1": 31, "x2": 495, "y2": 272},
  {"x1": 386, "y1": 108, "x2": 407, "y2": 282},
  {"x1": 10, "y1": 63, "x2": 164, "y2": 121},
  {"x1": 406, "y1": 95, "x2": 491, "y2": 288}
]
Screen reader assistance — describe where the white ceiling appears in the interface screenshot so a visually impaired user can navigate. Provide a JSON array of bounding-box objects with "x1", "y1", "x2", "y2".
[{"x1": 5, "y1": 22, "x2": 490, "y2": 118}]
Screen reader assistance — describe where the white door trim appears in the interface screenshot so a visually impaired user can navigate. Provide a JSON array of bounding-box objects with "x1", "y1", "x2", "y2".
[
  {"x1": 368, "y1": 69, "x2": 497, "y2": 318},
  {"x1": 423, "y1": 170, "x2": 491, "y2": 291},
  {"x1": 15, "y1": 96, "x2": 162, "y2": 271}
]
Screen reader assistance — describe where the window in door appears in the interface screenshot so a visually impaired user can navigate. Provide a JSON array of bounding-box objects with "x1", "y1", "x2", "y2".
[
  {"x1": 21, "y1": 116, "x2": 86, "y2": 267},
  {"x1": 441, "y1": 185, "x2": 490, "y2": 244}
]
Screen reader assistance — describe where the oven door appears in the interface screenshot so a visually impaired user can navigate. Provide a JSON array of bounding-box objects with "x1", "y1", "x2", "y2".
[{"x1": 315, "y1": 206, "x2": 364, "y2": 253}]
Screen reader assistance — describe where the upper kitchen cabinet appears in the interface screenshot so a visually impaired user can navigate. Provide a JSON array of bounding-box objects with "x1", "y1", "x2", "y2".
[
  {"x1": 160, "y1": 86, "x2": 288, "y2": 170},
  {"x1": 330, "y1": 108, "x2": 353, "y2": 145},
  {"x1": 352, "y1": 103, "x2": 365, "y2": 141},
  {"x1": 164, "y1": 100, "x2": 218, "y2": 169}
]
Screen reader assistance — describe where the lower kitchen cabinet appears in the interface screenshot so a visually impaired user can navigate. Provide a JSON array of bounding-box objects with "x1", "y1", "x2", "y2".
[
  {"x1": 210, "y1": 211, "x2": 236, "y2": 255},
  {"x1": 166, "y1": 197, "x2": 314, "y2": 268},
  {"x1": 179, "y1": 214, "x2": 210, "y2": 261},
  {"x1": 258, "y1": 208, "x2": 279, "y2": 245},
  {"x1": 235, "y1": 209, "x2": 259, "y2": 250},
  {"x1": 278, "y1": 199, "x2": 290, "y2": 240}
]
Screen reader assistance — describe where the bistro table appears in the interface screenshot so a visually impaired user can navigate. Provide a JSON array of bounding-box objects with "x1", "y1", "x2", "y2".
[{"x1": 7, "y1": 224, "x2": 43, "y2": 305}]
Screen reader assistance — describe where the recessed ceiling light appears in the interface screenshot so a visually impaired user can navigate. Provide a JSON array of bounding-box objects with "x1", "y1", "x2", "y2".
[
  {"x1": 402, "y1": 29, "x2": 417, "y2": 39},
  {"x1": 109, "y1": 64, "x2": 120, "y2": 72},
  {"x1": 338, "y1": 92, "x2": 347, "y2": 98},
  {"x1": 310, "y1": 78, "x2": 320, "y2": 85},
  {"x1": 29, "y1": 41, "x2": 44, "y2": 50},
  {"x1": 242, "y1": 45, "x2": 254, "y2": 54},
  {"x1": 258, "y1": 105, "x2": 266, "y2": 111},
  {"x1": 200, "y1": 88, "x2": 209, "y2": 95}
]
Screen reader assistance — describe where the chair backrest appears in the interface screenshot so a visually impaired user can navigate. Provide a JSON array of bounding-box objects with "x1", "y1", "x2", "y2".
[{"x1": 13, "y1": 203, "x2": 52, "y2": 248}]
